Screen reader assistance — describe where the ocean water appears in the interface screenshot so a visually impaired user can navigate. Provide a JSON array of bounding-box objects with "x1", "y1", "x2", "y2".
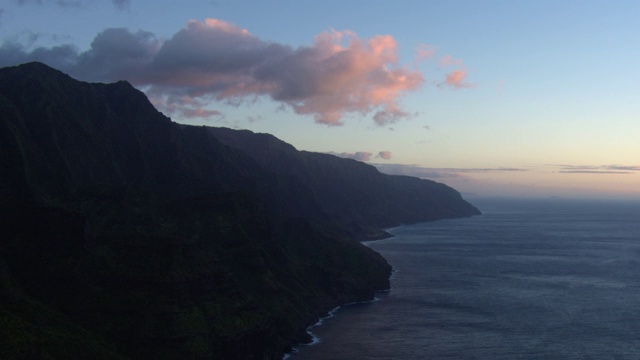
[{"x1": 287, "y1": 198, "x2": 640, "y2": 359}]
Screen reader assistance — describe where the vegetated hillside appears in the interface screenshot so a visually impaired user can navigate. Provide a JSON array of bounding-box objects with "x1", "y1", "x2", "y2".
[
  {"x1": 208, "y1": 127, "x2": 480, "y2": 237},
  {"x1": 0, "y1": 62, "x2": 478, "y2": 359}
]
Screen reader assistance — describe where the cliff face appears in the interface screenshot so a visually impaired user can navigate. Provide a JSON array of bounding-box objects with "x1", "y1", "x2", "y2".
[
  {"x1": 0, "y1": 62, "x2": 479, "y2": 359},
  {"x1": 207, "y1": 127, "x2": 480, "y2": 238}
]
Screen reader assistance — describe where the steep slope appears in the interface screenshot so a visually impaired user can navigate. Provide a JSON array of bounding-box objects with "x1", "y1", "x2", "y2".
[
  {"x1": 207, "y1": 127, "x2": 480, "y2": 237},
  {"x1": 0, "y1": 62, "x2": 478, "y2": 359},
  {"x1": 0, "y1": 62, "x2": 262, "y2": 202}
]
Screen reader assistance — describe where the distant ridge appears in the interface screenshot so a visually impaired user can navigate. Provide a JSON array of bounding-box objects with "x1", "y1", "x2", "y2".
[
  {"x1": 0, "y1": 62, "x2": 479, "y2": 359},
  {"x1": 207, "y1": 126, "x2": 480, "y2": 237}
]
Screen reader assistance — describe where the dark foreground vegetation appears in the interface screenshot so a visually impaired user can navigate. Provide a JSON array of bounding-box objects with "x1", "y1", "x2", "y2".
[{"x1": 0, "y1": 62, "x2": 479, "y2": 359}]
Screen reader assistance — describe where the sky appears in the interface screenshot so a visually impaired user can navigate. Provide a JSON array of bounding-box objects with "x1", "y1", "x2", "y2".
[{"x1": 1, "y1": 0, "x2": 639, "y2": 199}]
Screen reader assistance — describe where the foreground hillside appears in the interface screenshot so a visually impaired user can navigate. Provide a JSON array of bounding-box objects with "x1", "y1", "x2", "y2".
[{"x1": 0, "y1": 62, "x2": 479, "y2": 359}]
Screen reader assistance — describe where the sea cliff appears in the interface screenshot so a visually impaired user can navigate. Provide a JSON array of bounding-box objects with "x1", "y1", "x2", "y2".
[{"x1": 0, "y1": 62, "x2": 479, "y2": 359}]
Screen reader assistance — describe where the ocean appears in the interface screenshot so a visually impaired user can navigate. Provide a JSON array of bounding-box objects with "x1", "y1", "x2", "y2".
[{"x1": 286, "y1": 197, "x2": 640, "y2": 359}]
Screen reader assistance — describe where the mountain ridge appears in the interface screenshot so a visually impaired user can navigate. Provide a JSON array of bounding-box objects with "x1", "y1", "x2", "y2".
[
  {"x1": 0, "y1": 62, "x2": 479, "y2": 359},
  {"x1": 207, "y1": 126, "x2": 480, "y2": 236}
]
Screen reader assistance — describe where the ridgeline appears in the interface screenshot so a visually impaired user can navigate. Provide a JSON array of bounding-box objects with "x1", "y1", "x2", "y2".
[{"x1": 0, "y1": 62, "x2": 480, "y2": 359}]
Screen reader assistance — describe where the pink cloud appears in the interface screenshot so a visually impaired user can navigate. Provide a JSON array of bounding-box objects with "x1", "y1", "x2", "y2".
[
  {"x1": 432, "y1": 54, "x2": 473, "y2": 89},
  {"x1": 415, "y1": 43, "x2": 436, "y2": 63},
  {"x1": 257, "y1": 29, "x2": 424, "y2": 125},
  {"x1": 178, "y1": 108, "x2": 223, "y2": 119},
  {"x1": 438, "y1": 54, "x2": 464, "y2": 68},
  {"x1": 434, "y1": 54, "x2": 473, "y2": 89},
  {"x1": 330, "y1": 150, "x2": 392, "y2": 162},
  {"x1": 3, "y1": 18, "x2": 425, "y2": 127},
  {"x1": 148, "y1": 93, "x2": 223, "y2": 120},
  {"x1": 440, "y1": 69, "x2": 473, "y2": 89},
  {"x1": 377, "y1": 151, "x2": 392, "y2": 160},
  {"x1": 336, "y1": 152, "x2": 374, "y2": 162}
]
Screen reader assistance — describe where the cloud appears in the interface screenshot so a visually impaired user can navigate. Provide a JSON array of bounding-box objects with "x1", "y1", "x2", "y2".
[
  {"x1": 560, "y1": 170, "x2": 633, "y2": 174},
  {"x1": 555, "y1": 164, "x2": 640, "y2": 175},
  {"x1": 329, "y1": 150, "x2": 393, "y2": 162},
  {"x1": 440, "y1": 69, "x2": 472, "y2": 89},
  {"x1": 0, "y1": 41, "x2": 79, "y2": 70},
  {"x1": 147, "y1": 92, "x2": 224, "y2": 120},
  {"x1": 1, "y1": 18, "x2": 424, "y2": 126},
  {"x1": 177, "y1": 108, "x2": 223, "y2": 120},
  {"x1": 333, "y1": 151, "x2": 374, "y2": 162},
  {"x1": 438, "y1": 54, "x2": 464, "y2": 68},
  {"x1": 246, "y1": 115, "x2": 263, "y2": 123},
  {"x1": 606, "y1": 165, "x2": 640, "y2": 171},
  {"x1": 74, "y1": 28, "x2": 161, "y2": 81},
  {"x1": 377, "y1": 163, "x2": 638, "y2": 179},
  {"x1": 437, "y1": 54, "x2": 473, "y2": 89},
  {"x1": 443, "y1": 167, "x2": 527, "y2": 173},
  {"x1": 373, "y1": 164, "x2": 463, "y2": 179},
  {"x1": 377, "y1": 151, "x2": 392, "y2": 160},
  {"x1": 415, "y1": 43, "x2": 435, "y2": 63},
  {"x1": 374, "y1": 163, "x2": 528, "y2": 179}
]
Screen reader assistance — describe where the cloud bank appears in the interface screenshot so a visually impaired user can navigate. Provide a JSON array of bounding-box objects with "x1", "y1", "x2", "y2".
[
  {"x1": 555, "y1": 164, "x2": 640, "y2": 175},
  {"x1": 331, "y1": 150, "x2": 393, "y2": 162},
  {"x1": 374, "y1": 164, "x2": 527, "y2": 179},
  {"x1": 0, "y1": 18, "x2": 426, "y2": 126}
]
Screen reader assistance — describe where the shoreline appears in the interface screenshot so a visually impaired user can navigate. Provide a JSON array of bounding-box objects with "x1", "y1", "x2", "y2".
[
  {"x1": 280, "y1": 217, "x2": 483, "y2": 359},
  {"x1": 282, "y1": 296, "x2": 385, "y2": 359},
  {"x1": 282, "y1": 229, "x2": 401, "y2": 359},
  {"x1": 360, "y1": 226, "x2": 401, "y2": 243}
]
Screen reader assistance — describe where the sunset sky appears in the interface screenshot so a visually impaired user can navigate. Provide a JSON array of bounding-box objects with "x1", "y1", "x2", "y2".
[{"x1": 2, "y1": 0, "x2": 638, "y2": 199}]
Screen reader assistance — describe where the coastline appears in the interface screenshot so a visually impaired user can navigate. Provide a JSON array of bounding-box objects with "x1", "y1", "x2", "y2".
[
  {"x1": 277, "y1": 200, "x2": 640, "y2": 359},
  {"x1": 282, "y1": 296, "x2": 385, "y2": 359},
  {"x1": 283, "y1": 227, "x2": 401, "y2": 359},
  {"x1": 360, "y1": 226, "x2": 400, "y2": 243}
]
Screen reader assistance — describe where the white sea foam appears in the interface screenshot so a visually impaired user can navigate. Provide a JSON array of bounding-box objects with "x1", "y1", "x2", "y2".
[{"x1": 282, "y1": 297, "x2": 383, "y2": 358}]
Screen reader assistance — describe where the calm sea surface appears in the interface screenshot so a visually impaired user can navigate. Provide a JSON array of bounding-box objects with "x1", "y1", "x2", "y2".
[{"x1": 287, "y1": 198, "x2": 640, "y2": 359}]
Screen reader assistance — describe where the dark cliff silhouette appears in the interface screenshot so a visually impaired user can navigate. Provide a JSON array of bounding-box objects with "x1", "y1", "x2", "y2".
[
  {"x1": 0, "y1": 62, "x2": 480, "y2": 359},
  {"x1": 207, "y1": 127, "x2": 480, "y2": 238}
]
